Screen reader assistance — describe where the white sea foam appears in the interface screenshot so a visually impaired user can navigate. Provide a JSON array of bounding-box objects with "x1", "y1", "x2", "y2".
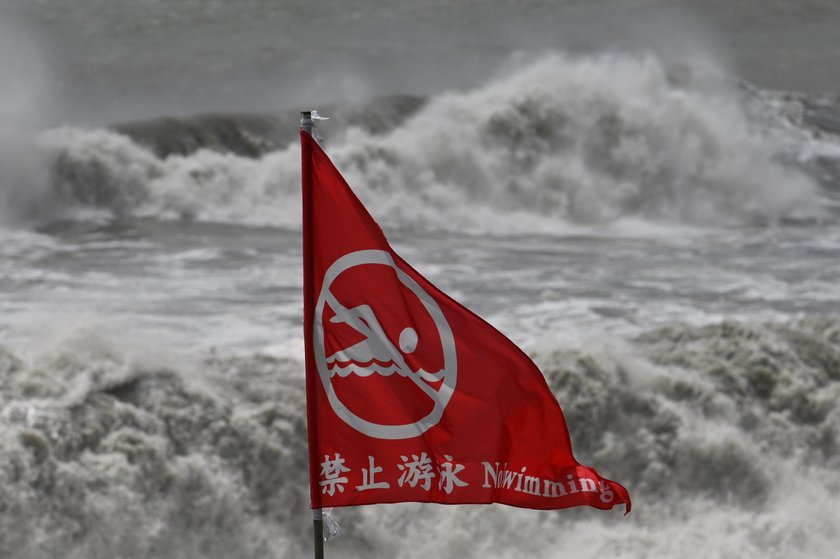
[
  {"x1": 2, "y1": 46, "x2": 839, "y2": 559},
  {"x1": 32, "y1": 52, "x2": 829, "y2": 234},
  {"x1": 1, "y1": 316, "x2": 838, "y2": 557}
]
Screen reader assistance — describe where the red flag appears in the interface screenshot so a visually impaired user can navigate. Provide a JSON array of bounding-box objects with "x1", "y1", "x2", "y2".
[{"x1": 302, "y1": 129, "x2": 630, "y2": 513}]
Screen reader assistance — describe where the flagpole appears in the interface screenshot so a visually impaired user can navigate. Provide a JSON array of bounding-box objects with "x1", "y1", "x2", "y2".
[
  {"x1": 301, "y1": 109, "x2": 326, "y2": 559},
  {"x1": 312, "y1": 509, "x2": 325, "y2": 559}
]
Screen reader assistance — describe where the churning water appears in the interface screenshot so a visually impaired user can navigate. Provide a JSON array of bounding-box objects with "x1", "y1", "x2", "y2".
[{"x1": 1, "y1": 1, "x2": 840, "y2": 557}]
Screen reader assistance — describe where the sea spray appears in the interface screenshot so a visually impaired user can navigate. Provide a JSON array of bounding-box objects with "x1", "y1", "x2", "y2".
[
  {"x1": 0, "y1": 14, "x2": 55, "y2": 227},
  {"x1": 1, "y1": 316, "x2": 839, "y2": 557},
  {"x1": 0, "y1": 343, "x2": 313, "y2": 558},
  {"x1": 24, "y1": 53, "x2": 834, "y2": 232}
]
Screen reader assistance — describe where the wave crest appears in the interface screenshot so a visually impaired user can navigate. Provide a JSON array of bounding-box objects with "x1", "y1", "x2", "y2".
[{"x1": 26, "y1": 53, "x2": 838, "y2": 231}]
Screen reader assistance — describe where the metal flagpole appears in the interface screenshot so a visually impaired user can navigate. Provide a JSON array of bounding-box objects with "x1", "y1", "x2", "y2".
[
  {"x1": 301, "y1": 109, "x2": 325, "y2": 559},
  {"x1": 312, "y1": 508, "x2": 325, "y2": 559}
]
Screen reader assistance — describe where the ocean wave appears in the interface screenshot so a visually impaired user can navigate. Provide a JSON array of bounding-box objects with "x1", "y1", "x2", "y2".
[
  {"x1": 1, "y1": 315, "x2": 838, "y2": 557},
  {"x1": 8, "y1": 53, "x2": 840, "y2": 232},
  {"x1": 111, "y1": 94, "x2": 427, "y2": 159}
]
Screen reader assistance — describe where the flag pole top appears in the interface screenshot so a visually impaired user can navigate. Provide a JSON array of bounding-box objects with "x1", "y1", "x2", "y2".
[
  {"x1": 301, "y1": 110, "x2": 329, "y2": 143},
  {"x1": 300, "y1": 111, "x2": 313, "y2": 134}
]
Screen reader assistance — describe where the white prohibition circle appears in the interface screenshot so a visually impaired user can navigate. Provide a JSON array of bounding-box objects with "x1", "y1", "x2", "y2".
[{"x1": 314, "y1": 250, "x2": 457, "y2": 440}]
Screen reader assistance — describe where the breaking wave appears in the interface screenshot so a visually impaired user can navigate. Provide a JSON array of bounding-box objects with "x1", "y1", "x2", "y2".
[
  {"x1": 13, "y1": 53, "x2": 839, "y2": 233},
  {"x1": 2, "y1": 315, "x2": 838, "y2": 557}
]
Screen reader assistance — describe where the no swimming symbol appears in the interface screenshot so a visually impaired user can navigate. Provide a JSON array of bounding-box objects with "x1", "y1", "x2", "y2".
[{"x1": 313, "y1": 250, "x2": 457, "y2": 440}]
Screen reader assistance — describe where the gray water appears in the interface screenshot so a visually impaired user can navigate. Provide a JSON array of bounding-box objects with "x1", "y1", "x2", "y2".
[
  {"x1": 1, "y1": 1, "x2": 840, "y2": 558},
  {"x1": 4, "y1": 0, "x2": 840, "y2": 123}
]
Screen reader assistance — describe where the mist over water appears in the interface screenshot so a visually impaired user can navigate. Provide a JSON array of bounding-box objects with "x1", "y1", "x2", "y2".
[
  {"x1": 1, "y1": 1, "x2": 840, "y2": 557},
  {"x1": 24, "y1": 53, "x2": 831, "y2": 233},
  {"x1": 0, "y1": 13, "x2": 55, "y2": 227},
  {"x1": 5, "y1": 0, "x2": 840, "y2": 122}
]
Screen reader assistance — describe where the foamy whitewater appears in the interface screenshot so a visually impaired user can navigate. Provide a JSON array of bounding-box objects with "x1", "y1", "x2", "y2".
[{"x1": 2, "y1": 1, "x2": 840, "y2": 557}]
